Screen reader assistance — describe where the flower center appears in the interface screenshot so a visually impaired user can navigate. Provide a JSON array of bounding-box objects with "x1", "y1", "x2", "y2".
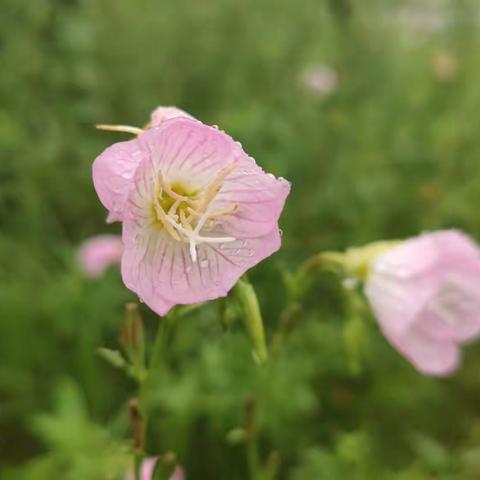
[{"x1": 150, "y1": 165, "x2": 238, "y2": 262}]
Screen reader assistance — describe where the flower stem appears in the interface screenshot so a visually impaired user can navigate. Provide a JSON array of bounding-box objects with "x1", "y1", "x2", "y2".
[
  {"x1": 244, "y1": 395, "x2": 259, "y2": 480},
  {"x1": 139, "y1": 315, "x2": 170, "y2": 452}
]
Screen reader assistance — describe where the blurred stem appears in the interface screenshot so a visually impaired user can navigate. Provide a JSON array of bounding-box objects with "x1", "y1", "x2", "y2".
[
  {"x1": 273, "y1": 251, "x2": 345, "y2": 354},
  {"x1": 244, "y1": 395, "x2": 259, "y2": 480},
  {"x1": 139, "y1": 315, "x2": 170, "y2": 453},
  {"x1": 150, "y1": 316, "x2": 169, "y2": 375},
  {"x1": 134, "y1": 453, "x2": 142, "y2": 480},
  {"x1": 270, "y1": 302, "x2": 301, "y2": 356}
]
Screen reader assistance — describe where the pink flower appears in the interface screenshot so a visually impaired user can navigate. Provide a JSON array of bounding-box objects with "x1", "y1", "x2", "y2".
[
  {"x1": 149, "y1": 106, "x2": 193, "y2": 127},
  {"x1": 365, "y1": 230, "x2": 480, "y2": 376},
  {"x1": 93, "y1": 116, "x2": 290, "y2": 316},
  {"x1": 77, "y1": 234, "x2": 123, "y2": 278},
  {"x1": 125, "y1": 458, "x2": 185, "y2": 480}
]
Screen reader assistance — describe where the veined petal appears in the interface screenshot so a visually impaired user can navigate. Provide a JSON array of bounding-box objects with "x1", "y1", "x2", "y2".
[
  {"x1": 122, "y1": 211, "x2": 281, "y2": 308},
  {"x1": 137, "y1": 117, "x2": 239, "y2": 186},
  {"x1": 158, "y1": 228, "x2": 282, "y2": 305},
  {"x1": 121, "y1": 221, "x2": 176, "y2": 316},
  {"x1": 92, "y1": 138, "x2": 145, "y2": 222},
  {"x1": 212, "y1": 164, "x2": 291, "y2": 238}
]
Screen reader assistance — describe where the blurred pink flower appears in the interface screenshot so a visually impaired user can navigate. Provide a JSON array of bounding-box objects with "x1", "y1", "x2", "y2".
[
  {"x1": 149, "y1": 106, "x2": 193, "y2": 127},
  {"x1": 77, "y1": 234, "x2": 123, "y2": 278},
  {"x1": 365, "y1": 230, "x2": 480, "y2": 377},
  {"x1": 126, "y1": 458, "x2": 185, "y2": 480},
  {"x1": 93, "y1": 116, "x2": 290, "y2": 316}
]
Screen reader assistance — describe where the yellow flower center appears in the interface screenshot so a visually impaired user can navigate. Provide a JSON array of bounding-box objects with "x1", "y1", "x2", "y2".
[{"x1": 149, "y1": 165, "x2": 238, "y2": 262}]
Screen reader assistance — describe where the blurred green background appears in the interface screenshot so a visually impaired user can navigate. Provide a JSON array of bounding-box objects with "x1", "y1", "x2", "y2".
[{"x1": 2, "y1": 0, "x2": 480, "y2": 478}]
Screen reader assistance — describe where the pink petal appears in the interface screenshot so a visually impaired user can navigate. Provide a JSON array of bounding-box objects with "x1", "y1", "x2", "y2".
[
  {"x1": 121, "y1": 224, "x2": 176, "y2": 316},
  {"x1": 136, "y1": 118, "x2": 232, "y2": 182},
  {"x1": 383, "y1": 323, "x2": 460, "y2": 377},
  {"x1": 170, "y1": 465, "x2": 186, "y2": 480},
  {"x1": 365, "y1": 230, "x2": 480, "y2": 337},
  {"x1": 121, "y1": 216, "x2": 281, "y2": 312},
  {"x1": 141, "y1": 458, "x2": 157, "y2": 480},
  {"x1": 77, "y1": 235, "x2": 123, "y2": 278},
  {"x1": 212, "y1": 165, "x2": 290, "y2": 238},
  {"x1": 92, "y1": 138, "x2": 146, "y2": 222},
  {"x1": 422, "y1": 274, "x2": 480, "y2": 342},
  {"x1": 150, "y1": 106, "x2": 193, "y2": 126}
]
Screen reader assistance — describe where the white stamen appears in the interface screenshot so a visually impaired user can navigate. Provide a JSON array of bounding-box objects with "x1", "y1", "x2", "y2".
[{"x1": 151, "y1": 168, "x2": 238, "y2": 262}]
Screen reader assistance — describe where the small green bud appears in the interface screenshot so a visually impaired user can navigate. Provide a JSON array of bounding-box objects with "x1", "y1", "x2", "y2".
[
  {"x1": 233, "y1": 277, "x2": 268, "y2": 365},
  {"x1": 97, "y1": 347, "x2": 127, "y2": 369},
  {"x1": 120, "y1": 303, "x2": 146, "y2": 375},
  {"x1": 226, "y1": 427, "x2": 247, "y2": 445}
]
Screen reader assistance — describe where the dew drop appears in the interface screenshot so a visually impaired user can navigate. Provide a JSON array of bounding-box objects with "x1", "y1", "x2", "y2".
[{"x1": 279, "y1": 229, "x2": 283, "y2": 237}]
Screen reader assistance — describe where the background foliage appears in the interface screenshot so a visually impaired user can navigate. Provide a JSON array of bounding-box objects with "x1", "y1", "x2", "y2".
[{"x1": 2, "y1": 0, "x2": 480, "y2": 478}]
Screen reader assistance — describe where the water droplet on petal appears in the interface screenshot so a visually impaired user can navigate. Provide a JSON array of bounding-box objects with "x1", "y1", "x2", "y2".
[{"x1": 200, "y1": 259, "x2": 209, "y2": 268}]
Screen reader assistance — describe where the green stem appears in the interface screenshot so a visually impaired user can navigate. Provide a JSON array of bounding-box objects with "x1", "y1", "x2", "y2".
[
  {"x1": 139, "y1": 316, "x2": 169, "y2": 452},
  {"x1": 244, "y1": 395, "x2": 259, "y2": 480},
  {"x1": 150, "y1": 316, "x2": 168, "y2": 374},
  {"x1": 134, "y1": 453, "x2": 142, "y2": 480},
  {"x1": 247, "y1": 437, "x2": 259, "y2": 480}
]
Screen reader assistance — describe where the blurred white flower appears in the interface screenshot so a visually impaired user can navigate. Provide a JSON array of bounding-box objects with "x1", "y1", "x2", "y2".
[
  {"x1": 391, "y1": 3, "x2": 449, "y2": 34},
  {"x1": 433, "y1": 51, "x2": 458, "y2": 81},
  {"x1": 301, "y1": 65, "x2": 338, "y2": 96}
]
